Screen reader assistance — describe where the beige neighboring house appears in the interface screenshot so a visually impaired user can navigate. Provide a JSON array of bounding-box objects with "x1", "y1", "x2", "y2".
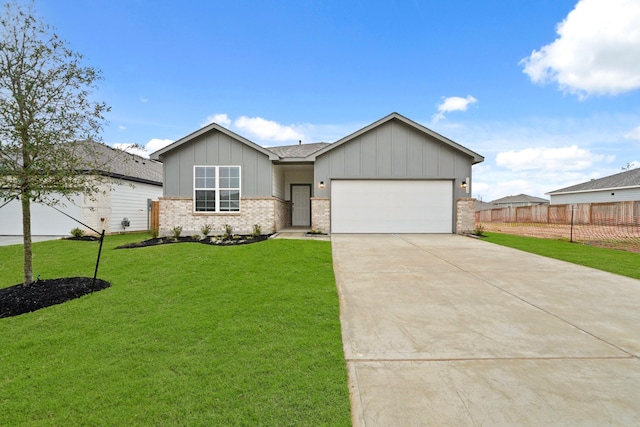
[
  {"x1": 0, "y1": 141, "x2": 163, "y2": 236},
  {"x1": 150, "y1": 112, "x2": 484, "y2": 235}
]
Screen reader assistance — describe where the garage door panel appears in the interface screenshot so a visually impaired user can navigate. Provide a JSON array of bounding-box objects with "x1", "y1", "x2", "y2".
[
  {"x1": 0, "y1": 196, "x2": 81, "y2": 235},
  {"x1": 331, "y1": 180, "x2": 452, "y2": 233}
]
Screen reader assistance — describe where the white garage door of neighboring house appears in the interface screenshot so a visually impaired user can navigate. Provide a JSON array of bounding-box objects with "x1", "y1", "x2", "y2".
[
  {"x1": 331, "y1": 180, "x2": 453, "y2": 233},
  {"x1": 0, "y1": 197, "x2": 81, "y2": 235}
]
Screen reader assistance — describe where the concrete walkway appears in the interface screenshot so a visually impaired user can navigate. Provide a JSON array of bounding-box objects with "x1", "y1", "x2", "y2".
[{"x1": 332, "y1": 234, "x2": 640, "y2": 426}]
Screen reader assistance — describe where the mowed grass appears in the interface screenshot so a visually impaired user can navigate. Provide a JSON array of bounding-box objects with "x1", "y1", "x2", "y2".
[
  {"x1": 483, "y1": 232, "x2": 640, "y2": 280},
  {"x1": 0, "y1": 235, "x2": 351, "y2": 426}
]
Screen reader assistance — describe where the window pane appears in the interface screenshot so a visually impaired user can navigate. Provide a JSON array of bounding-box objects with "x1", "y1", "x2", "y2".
[
  {"x1": 220, "y1": 190, "x2": 240, "y2": 212},
  {"x1": 219, "y1": 167, "x2": 240, "y2": 189},
  {"x1": 195, "y1": 167, "x2": 216, "y2": 189},
  {"x1": 195, "y1": 190, "x2": 216, "y2": 211}
]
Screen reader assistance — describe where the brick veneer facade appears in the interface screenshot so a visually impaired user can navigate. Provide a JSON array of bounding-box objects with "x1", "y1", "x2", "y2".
[
  {"x1": 456, "y1": 198, "x2": 476, "y2": 234},
  {"x1": 159, "y1": 196, "x2": 288, "y2": 236},
  {"x1": 311, "y1": 197, "x2": 330, "y2": 233}
]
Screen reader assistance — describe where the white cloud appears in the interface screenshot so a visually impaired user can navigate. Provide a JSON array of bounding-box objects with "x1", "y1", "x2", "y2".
[
  {"x1": 624, "y1": 125, "x2": 640, "y2": 140},
  {"x1": 201, "y1": 113, "x2": 231, "y2": 128},
  {"x1": 432, "y1": 95, "x2": 477, "y2": 122},
  {"x1": 118, "y1": 125, "x2": 127, "y2": 131},
  {"x1": 140, "y1": 97, "x2": 149, "y2": 103},
  {"x1": 521, "y1": 0, "x2": 640, "y2": 97},
  {"x1": 234, "y1": 116, "x2": 304, "y2": 142},
  {"x1": 145, "y1": 138, "x2": 174, "y2": 153},
  {"x1": 496, "y1": 145, "x2": 603, "y2": 172}
]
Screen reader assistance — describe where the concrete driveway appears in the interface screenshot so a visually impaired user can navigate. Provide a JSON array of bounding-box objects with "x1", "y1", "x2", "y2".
[{"x1": 332, "y1": 234, "x2": 640, "y2": 426}]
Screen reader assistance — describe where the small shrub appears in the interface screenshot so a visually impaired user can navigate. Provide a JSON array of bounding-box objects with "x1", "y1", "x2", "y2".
[
  {"x1": 150, "y1": 228, "x2": 159, "y2": 239},
  {"x1": 223, "y1": 224, "x2": 233, "y2": 238},
  {"x1": 474, "y1": 224, "x2": 486, "y2": 237},
  {"x1": 308, "y1": 229, "x2": 325, "y2": 235},
  {"x1": 200, "y1": 223, "x2": 212, "y2": 236},
  {"x1": 171, "y1": 226, "x2": 183, "y2": 239},
  {"x1": 192, "y1": 234, "x2": 201, "y2": 240},
  {"x1": 252, "y1": 224, "x2": 261, "y2": 237},
  {"x1": 70, "y1": 227, "x2": 85, "y2": 238}
]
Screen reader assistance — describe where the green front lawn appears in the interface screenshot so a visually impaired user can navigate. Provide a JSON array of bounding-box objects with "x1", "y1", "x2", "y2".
[
  {"x1": 0, "y1": 235, "x2": 351, "y2": 426},
  {"x1": 483, "y1": 232, "x2": 640, "y2": 280}
]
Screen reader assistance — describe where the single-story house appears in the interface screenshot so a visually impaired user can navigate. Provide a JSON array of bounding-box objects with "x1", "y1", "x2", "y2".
[
  {"x1": 475, "y1": 200, "x2": 499, "y2": 211},
  {"x1": 547, "y1": 168, "x2": 640, "y2": 205},
  {"x1": 149, "y1": 112, "x2": 484, "y2": 234},
  {"x1": 490, "y1": 194, "x2": 549, "y2": 208},
  {"x1": 0, "y1": 141, "x2": 163, "y2": 236}
]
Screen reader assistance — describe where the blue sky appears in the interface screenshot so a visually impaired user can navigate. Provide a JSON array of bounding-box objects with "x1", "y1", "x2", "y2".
[{"x1": 31, "y1": 0, "x2": 640, "y2": 201}]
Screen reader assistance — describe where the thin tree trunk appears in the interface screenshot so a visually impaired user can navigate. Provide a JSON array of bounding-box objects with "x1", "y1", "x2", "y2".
[{"x1": 21, "y1": 194, "x2": 33, "y2": 285}]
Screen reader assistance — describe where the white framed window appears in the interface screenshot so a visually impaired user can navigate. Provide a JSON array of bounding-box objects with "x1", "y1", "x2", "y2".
[{"x1": 194, "y1": 166, "x2": 241, "y2": 212}]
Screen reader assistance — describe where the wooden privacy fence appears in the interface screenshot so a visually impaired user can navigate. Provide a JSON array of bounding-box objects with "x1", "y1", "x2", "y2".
[
  {"x1": 476, "y1": 201, "x2": 640, "y2": 225},
  {"x1": 475, "y1": 201, "x2": 640, "y2": 252}
]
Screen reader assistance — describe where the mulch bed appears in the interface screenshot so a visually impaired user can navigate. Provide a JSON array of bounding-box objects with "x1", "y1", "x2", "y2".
[
  {"x1": 0, "y1": 277, "x2": 111, "y2": 319},
  {"x1": 115, "y1": 234, "x2": 271, "y2": 249}
]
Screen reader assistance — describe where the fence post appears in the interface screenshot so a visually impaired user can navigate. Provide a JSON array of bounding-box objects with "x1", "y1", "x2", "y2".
[{"x1": 570, "y1": 204, "x2": 575, "y2": 243}]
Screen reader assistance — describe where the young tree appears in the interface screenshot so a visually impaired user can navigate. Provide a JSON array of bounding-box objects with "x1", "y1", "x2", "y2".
[{"x1": 0, "y1": 2, "x2": 109, "y2": 285}]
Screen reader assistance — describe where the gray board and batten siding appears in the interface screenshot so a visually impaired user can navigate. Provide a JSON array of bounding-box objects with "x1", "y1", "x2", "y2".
[
  {"x1": 312, "y1": 118, "x2": 475, "y2": 200},
  {"x1": 158, "y1": 128, "x2": 274, "y2": 198}
]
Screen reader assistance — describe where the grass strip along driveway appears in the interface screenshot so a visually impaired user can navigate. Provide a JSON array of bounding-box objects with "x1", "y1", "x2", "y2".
[
  {"x1": 483, "y1": 232, "x2": 640, "y2": 280},
  {"x1": 0, "y1": 235, "x2": 350, "y2": 426}
]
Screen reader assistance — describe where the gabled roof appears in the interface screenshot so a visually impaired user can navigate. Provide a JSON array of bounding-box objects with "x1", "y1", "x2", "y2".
[
  {"x1": 149, "y1": 123, "x2": 279, "y2": 161},
  {"x1": 305, "y1": 112, "x2": 484, "y2": 164},
  {"x1": 547, "y1": 168, "x2": 640, "y2": 195},
  {"x1": 266, "y1": 142, "x2": 330, "y2": 159},
  {"x1": 490, "y1": 194, "x2": 549, "y2": 204}
]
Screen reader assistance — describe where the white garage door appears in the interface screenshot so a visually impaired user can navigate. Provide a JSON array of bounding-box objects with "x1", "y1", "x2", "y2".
[
  {"x1": 331, "y1": 180, "x2": 453, "y2": 233},
  {"x1": 0, "y1": 197, "x2": 81, "y2": 235}
]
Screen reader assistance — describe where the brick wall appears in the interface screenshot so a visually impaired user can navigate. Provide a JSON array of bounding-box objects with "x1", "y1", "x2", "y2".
[
  {"x1": 456, "y1": 198, "x2": 476, "y2": 234},
  {"x1": 274, "y1": 198, "x2": 290, "y2": 230},
  {"x1": 159, "y1": 196, "x2": 280, "y2": 236},
  {"x1": 311, "y1": 197, "x2": 330, "y2": 233}
]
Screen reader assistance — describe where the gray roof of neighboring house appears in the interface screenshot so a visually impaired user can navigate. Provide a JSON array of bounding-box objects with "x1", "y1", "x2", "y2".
[
  {"x1": 82, "y1": 141, "x2": 163, "y2": 185},
  {"x1": 266, "y1": 142, "x2": 331, "y2": 158},
  {"x1": 547, "y1": 168, "x2": 640, "y2": 194},
  {"x1": 475, "y1": 200, "x2": 499, "y2": 211},
  {"x1": 490, "y1": 194, "x2": 549, "y2": 204}
]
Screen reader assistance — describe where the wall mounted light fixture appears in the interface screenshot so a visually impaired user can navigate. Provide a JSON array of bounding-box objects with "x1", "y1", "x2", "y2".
[
  {"x1": 461, "y1": 177, "x2": 470, "y2": 194},
  {"x1": 319, "y1": 181, "x2": 325, "y2": 189}
]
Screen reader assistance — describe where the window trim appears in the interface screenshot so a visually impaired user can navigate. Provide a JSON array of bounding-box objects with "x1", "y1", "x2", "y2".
[{"x1": 193, "y1": 165, "x2": 241, "y2": 213}]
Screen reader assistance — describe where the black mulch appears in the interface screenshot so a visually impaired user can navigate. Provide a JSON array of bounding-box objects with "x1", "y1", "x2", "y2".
[
  {"x1": 115, "y1": 234, "x2": 271, "y2": 249},
  {"x1": 0, "y1": 277, "x2": 111, "y2": 319}
]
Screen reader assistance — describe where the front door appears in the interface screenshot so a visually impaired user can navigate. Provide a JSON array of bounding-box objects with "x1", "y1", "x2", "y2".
[{"x1": 291, "y1": 184, "x2": 311, "y2": 227}]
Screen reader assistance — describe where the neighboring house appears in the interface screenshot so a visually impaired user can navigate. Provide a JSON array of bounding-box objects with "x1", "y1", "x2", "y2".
[
  {"x1": 490, "y1": 194, "x2": 549, "y2": 208},
  {"x1": 150, "y1": 112, "x2": 484, "y2": 234},
  {"x1": 475, "y1": 200, "x2": 499, "y2": 211},
  {"x1": 547, "y1": 168, "x2": 640, "y2": 205},
  {"x1": 0, "y1": 141, "x2": 163, "y2": 236}
]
